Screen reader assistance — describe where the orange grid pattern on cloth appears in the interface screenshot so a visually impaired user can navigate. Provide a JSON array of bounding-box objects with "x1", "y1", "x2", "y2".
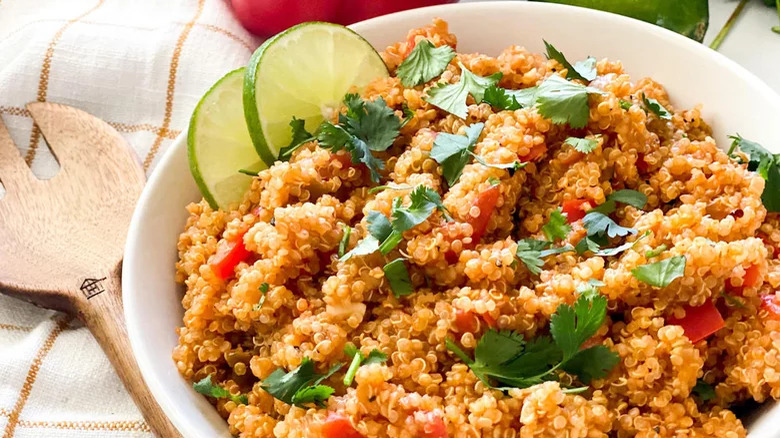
[{"x1": 0, "y1": 0, "x2": 259, "y2": 436}]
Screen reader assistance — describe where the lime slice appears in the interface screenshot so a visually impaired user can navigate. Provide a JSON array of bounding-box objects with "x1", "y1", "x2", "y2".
[
  {"x1": 188, "y1": 67, "x2": 265, "y2": 209},
  {"x1": 243, "y1": 22, "x2": 389, "y2": 165}
]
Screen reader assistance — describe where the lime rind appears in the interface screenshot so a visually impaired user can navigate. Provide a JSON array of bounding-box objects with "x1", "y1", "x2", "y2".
[
  {"x1": 243, "y1": 22, "x2": 389, "y2": 166},
  {"x1": 188, "y1": 67, "x2": 265, "y2": 209}
]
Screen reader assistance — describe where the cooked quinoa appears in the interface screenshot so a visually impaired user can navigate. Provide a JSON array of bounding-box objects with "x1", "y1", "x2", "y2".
[{"x1": 174, "y1": 19, "x2": 780, "y2": 438}]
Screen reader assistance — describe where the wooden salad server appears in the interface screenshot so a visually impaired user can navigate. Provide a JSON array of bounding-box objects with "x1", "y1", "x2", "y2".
[{"x1": 0, "y1": 103, "x2": 181, "y2": 438}]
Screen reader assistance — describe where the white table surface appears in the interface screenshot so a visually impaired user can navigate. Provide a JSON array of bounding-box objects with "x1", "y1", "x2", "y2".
[{"x1": 464, "y1": 0, "x2": 780, "y2": 93}]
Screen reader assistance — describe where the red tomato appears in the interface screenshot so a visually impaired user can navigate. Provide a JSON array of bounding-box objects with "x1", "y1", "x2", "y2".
[
  {"x1": 337, "y1": 0, "x2": 458, "y2": 25},
  {"x1": 419, "y1": 411, "x2": 448, "y2": 438},
  {"x1": 230, "y1": 0, "x2": 342, "y2": 36},
  {"x1": 209, "y1": 232, "x2": 251, "y2": 279},
  {"x1": 480, "y1": 312, "x2": 497, "y2": 329},
  {"x1": 667, "y1": 301, "x2": 725, "y2": 343},
  {"x1": 761, "y1": 294, "x2": 780, "y2": 320},
  {"x1": 725, "y1": 264, "x2": 761, "y2": 296},
  {"x1": 230, "y1": 0, "x2": 456, "y2": 37},
  {"x1": 561, "y1": 199, "x2": 594, "y2": 223},
  {"x1": 469, "y1": 185, "x2": 500, "y2": 243},
  {"x1": 454, "y1": 309, "x2": 479, "y2": 333},
  {"x1": 322, "y1": 413, "x2": 364, "y2": 438}
]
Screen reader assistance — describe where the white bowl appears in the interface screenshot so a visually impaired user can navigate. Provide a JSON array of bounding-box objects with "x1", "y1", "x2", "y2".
[{"x1": 123, "y1": 2, "x2": 780, "y2": 437}]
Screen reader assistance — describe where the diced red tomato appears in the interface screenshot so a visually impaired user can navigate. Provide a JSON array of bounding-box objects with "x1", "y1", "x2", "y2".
[
  {"x1": 725, "y1": 264, "x2": 762, "y2": 296},
  {"x1": 468, "y1": 185, "x2": 500, "y2": 243},
  {"x1": 667, "y1": 301, "x2": 725, "y2": 343},
  {"x1": 444, "y1": 249, "x2": 459, "y2": 264},
  {"x1": 561, "y1": 199, "x2": 594, "y2": 223},
  {"x1": 209, "y1": 232, "x2": 251, "y2": 279},
  {"x1": 761, "y1": 294, "x2": 780, "y2": 320},
  {"x1": 519, "y1": 144, "x2": 547, "y2": 163},
  {"x1": 322, "y1": 413, "x2": 364, "y2": 438},
  {"x1": 636, "y1": 153, "x2": 649, "y2": 174},
  {"x1": 480, "y1": 312, "x2": 497, "y2": 329},
  {"x1": 418, "y1": 411, "x2": 448, "y2": 438},
  {"x1": 454, "y1": 309, "x2": 479, "y2": 333}
]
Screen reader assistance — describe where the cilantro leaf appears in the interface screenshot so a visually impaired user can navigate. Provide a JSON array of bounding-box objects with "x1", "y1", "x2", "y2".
[
  {"x1": 619, "y1": 99, "x2": 633, "y2": 110},
  {"x1": 483, "y1": 85, "x2": 522, "y2": 111},
  {"x1": 692, "y1": 379, "x2": 716, "y2": 402},
  {"x1": 193, "y1": 375, "x2": 248, "y2": 405},
  {"x1": 364, "y1": 349, "x2": 388, "y2": 365},
  {"x1": 542, "y1": 208, "x2": 572, "y2": 241},
  {"x1": 583, "y1": 211, "x2": 636, "y2": 238},
  {"x1": 278, "y1": 117, "x2": 314, "y2": 161},
  {"x1": 641, "y1": 93, "x2": 672, "y2": 120},
  {"x1": 383, "y1": 258, "x2": 413, "y2": 298},
  {"x1": 430, "y1": 123, "x2": 485, "y2": 185},
  {"x1": 341, "y1": 95, "x2": 400, "y2": 152},
  {"x1": 316, "y1": 122, "x2": 352, "y2": 149},
  {"x1": 338, "y1": 225, "x2": 351, "y2": 258},
  {"x1": 543, "y1": 40, "x2": 597, "y2": 82},
  {"x1": 728, "y1": 135, "x2": 780, "y2": 212},
  {"x1": 500, "y1": 336, "x2": 561, "y2": 378},
  {"x1": 608, "y1": 189, "x2": 648, "y2": 209},
  {"x1": 400, "y1": 104, "x2": 415, "y2": 128},
  {"x1": 316, "y1": 122, "x2": 386, "y2": 183},
  {"x1": 561, "y1": 345, "x2": 619, "y2": 383},
  {"x1": 391, "y1": 186, "x2": 450, "y2": 232},
  {"x1": 539, "y1": 244, "x2": 575, "y2": 258},
  {"x1": 397, "y1": 39, "x2": 456, "y2": 87},
  {"x1": 262, "y1": 358, "x2": 342, "y2": 407},
  {"x1": 515, "y1": 239, "x2": 551, "y2": 275},
  {"x1": 535, "y1": 75, "x2": 604, "y2": 129},
  {"x1": 575, "y1": 236, "x2": 603, "y2": 255},
  {"x1": 367, "y1": 211, "x2": 394, "y2": 242},
  {"x1": 550, "y1": 293, "x2": 608, "y2": 361},
  {"x1": 631, "y1": 255, "x2": 686, "y2": 287},
  {"x1": 576, "y1": 279, "x2": 605, "y2": 299},
  {"x1": 339, "y1": 235, "x2": 380, "y2": 261},
  {"x1": 474, "y1": 330, "x2": 526, "y2": 368},
  {"x1": 564, "y1": 136, "x2": 599, "y2": 154},
  {"x1": 590, "y1": 231, "x2": 650, "y2": 257},
  {"x1": 426, "y1": 63, "x2": 502, "y2": 118}
]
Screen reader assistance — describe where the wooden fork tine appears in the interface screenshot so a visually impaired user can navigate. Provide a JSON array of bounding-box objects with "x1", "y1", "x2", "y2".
[
  {"x1": 0, "y1": 114, "x2": 35, "y2": 192},
  {"x1": 26, "y1": 102, "x2": 141, "y2": 174}
]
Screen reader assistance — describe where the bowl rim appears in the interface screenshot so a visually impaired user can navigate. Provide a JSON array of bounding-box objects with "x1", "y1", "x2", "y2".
[{"x1": 123, "y1": 2, "x2": 780, "y2": 437}]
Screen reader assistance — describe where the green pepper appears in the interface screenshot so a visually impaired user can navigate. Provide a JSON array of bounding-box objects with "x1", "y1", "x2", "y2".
[{"x1": 530, "y1": 0, "x2": 709, "y2": 42}]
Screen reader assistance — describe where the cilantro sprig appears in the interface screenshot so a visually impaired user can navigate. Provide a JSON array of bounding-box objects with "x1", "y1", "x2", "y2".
[
  {"x1": 692, "y1": 379, "x2": 716, "y2": 402},
  {"x1": 343, "y1": 344, "x2": 388, "y2": 386},
  {"x1": 515, "y1": 239, "x2": 574, "y2": 275},
  {"x1": 543, "y1": 40, "x2": 597, "y2": 82},
  {"x1": 728, "y1": 135, "x2": 780, "y2": 212},
  {"x1": 483, "y1": 85, "x2": 538, "y2": 111},
  {"x1": 397, "y1": 39, "x2": 456, "y2": 87},
  {"x1": 631, "y1": 255, "x2": 686, "y2": 287},
  {"x1": 340, "y1": 186, "x2": 450, "y2": 261},
  {"x1": 542, "y1": 208, "x2": 572, "y2": 241},
  {"x1": 446, "y1": 291, "x2": 618, "y2": 389},
  {"x1": 564, "y1": 136, "x2": 599, "y2": 154},
  {"x1": 426, "y1": 62, "x2": 502, "y2": 118},
  {"x1": 280, "y1": 94, "x2": 402, "y2": 182},
  {"x1": 193, "y1": 375, "x2": 248, "y2": 405},
  {"x1": 430, "y1": 123, "x2": 484, "y2": 185},
  {"x1": 383, "y1": 258, "x2": 414, "y2": 298},
  {"x1": 262, "y1": 357, "x2": 343, "y2": 408}
]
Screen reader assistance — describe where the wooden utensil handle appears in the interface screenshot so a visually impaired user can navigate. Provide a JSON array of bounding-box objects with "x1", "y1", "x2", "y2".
[{"x1": 74, "y1": 270, "x2": 181, "y2": 438}]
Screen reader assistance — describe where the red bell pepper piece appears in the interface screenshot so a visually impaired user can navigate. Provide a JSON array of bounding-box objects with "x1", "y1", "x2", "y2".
[
  {"x1": 725, "y1": 264, "x2": 761, "y2": 296},
  {"x1": 561, "y1": 199, "x2": 594, "y2": 223},
  {"x1": 667, "y1": 301, "x2": 724, "y2": 343},
  {"x1": 468, "y1": 185, "x2": 500, "y2": 243},
  {"x1": 322, "y1": 413, "x2": 364, "y2": 438},
  {"x1": 209, "y1": 232, "x2": 251, "y2": 279}
]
